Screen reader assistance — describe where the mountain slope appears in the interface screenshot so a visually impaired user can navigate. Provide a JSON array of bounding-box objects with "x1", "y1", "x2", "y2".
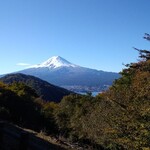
[
  {"x1": 17, "y1": 56, "x2": 120, "y2": 91},
  {"x1": 0, "y1": 73, "x2": 73, "y2": 102},
  {"x1": 1, "y1": 56, "x2": 120, "y2": 92}
]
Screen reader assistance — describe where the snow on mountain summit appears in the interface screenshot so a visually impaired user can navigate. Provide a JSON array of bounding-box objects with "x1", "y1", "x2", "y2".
[{"x1": 31, "y1": 56, "x2": 78, "y2": 69}]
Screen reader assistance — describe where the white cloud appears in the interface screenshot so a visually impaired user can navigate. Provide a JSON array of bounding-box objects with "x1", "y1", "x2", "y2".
[{"x1": 16, "y1": 63, "x2": 31, "y2": 66}]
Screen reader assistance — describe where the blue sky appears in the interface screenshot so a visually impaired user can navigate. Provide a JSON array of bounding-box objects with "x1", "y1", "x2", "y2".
[{"x1": 0, "y1": 0, "x2": 150, "y2": 74}]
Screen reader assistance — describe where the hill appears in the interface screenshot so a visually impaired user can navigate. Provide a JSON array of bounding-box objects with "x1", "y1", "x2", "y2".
[
  {"x1": 0, "y1": 73, "x2": 73, "y2": 102},
  {"x1": 54, "y1": 34, "x2": 150, "y2": 149}
]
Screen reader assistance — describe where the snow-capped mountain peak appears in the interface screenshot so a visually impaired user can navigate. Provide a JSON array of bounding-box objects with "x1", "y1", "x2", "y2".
[{"x1": 31, "y1": 56, "x2": 78, "y2": 68}]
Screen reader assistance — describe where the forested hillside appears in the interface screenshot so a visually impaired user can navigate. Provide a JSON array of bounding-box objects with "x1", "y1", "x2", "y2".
[
  {"x1": 0, "y1": 73, "x2": 73, "y2": 102},
  {"x1": 0, "y1": 34, "x2": 150, "y2": 149},
  {"x1": 0, "y1": 82, "x2": 60, "y2": 134},
  {"x1": 54, "y1": 34, "x2": 150, "y2": 149}
]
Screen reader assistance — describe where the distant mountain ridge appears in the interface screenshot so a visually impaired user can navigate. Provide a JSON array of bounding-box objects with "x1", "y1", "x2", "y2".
[
  {"x1": 0, "y1": 73, "x2": 73, "y2": 102},
  {"x1": 1, "y1": 56, "x2": 120, "y2": 92}
]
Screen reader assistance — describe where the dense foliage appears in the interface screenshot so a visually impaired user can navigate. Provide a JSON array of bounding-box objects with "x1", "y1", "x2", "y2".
[
  {"x1": 54, "y1": 34, "x2": 150, "y2": 149},
  {"x1": 0, "y1": 82, "x2": 58, "y2": 134}
]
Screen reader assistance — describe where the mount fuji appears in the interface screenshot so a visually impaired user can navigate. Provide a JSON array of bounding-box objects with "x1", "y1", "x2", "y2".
[
  {"x1": 30, "y1": 56, "x2": 78, "y2": 69},
  {"x1": 14, "y1": 56, "x2": 120, "y2": 92}
]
